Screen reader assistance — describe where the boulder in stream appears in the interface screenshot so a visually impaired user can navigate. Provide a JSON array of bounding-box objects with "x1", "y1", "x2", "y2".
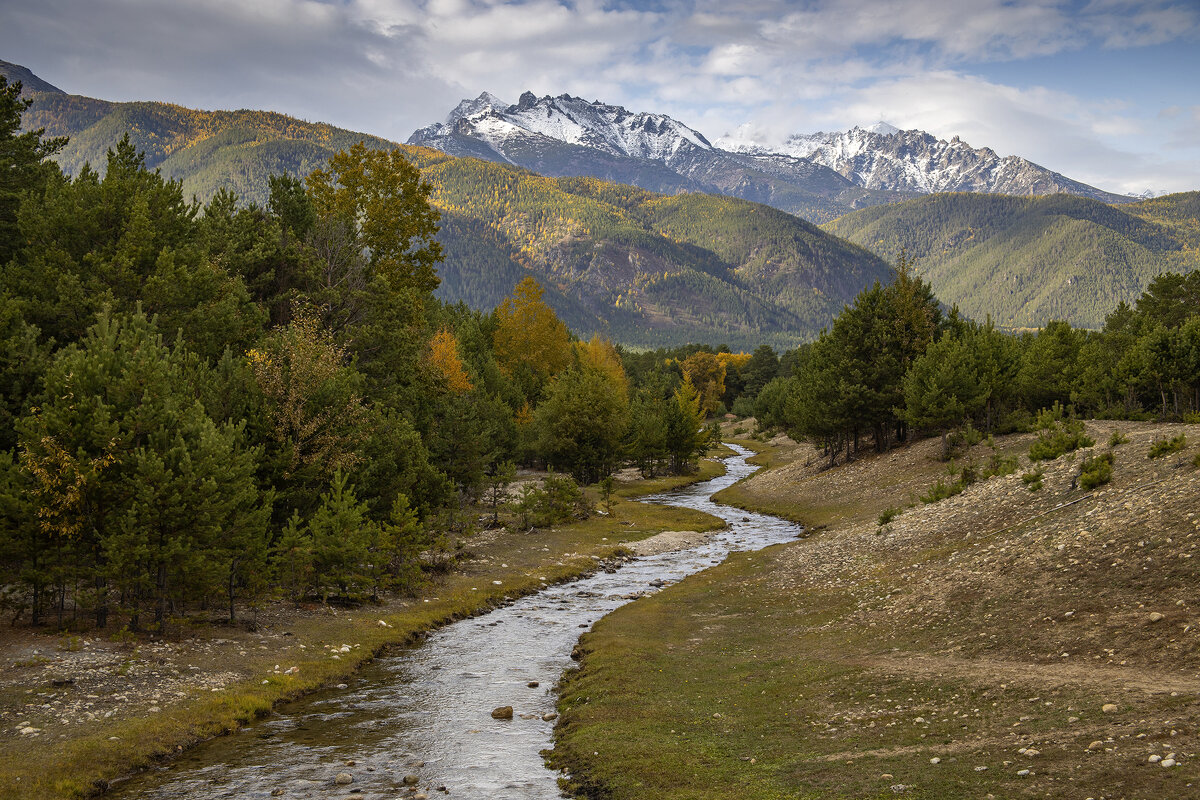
[{"x1": 491, "y1": 705, "x2": 514, "y2": 720}]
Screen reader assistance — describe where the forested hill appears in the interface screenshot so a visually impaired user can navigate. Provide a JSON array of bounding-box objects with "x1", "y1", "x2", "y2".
[
  {"x1": 824, "y1": 192, "x2": 1200, "y2": 329},
  {"x1": 15, "y1": 90, "x2": 397, "y2": 207},
  {"x1": 5, "y1": 63, "x2": 893, "y2": 348},
  {"x1": 409, "y1": 149, "x2": 893, "y2": 348}
]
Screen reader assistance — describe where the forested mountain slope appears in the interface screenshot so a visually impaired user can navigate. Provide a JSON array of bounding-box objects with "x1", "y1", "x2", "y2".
[
  {"x1": 3, "y1": 62, "x2": 893, "y2": 347},
  {"x1": 824, "y1": 192, "x2": 1200, "y2": 328},
  {"x1": 16, "y1": 90, "x2": 396, "y2": 206},
  {"x1": 409, "y1": 149, "x2": 894, "y2": 348}
]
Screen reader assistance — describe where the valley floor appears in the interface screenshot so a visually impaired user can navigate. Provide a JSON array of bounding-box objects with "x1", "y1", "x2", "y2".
[
  {"x1": 0, "y1": 459, "x2": 728, "y2": 800},
  {"x1": 552, "y1": 421, "x2": 1200, "y2": 799}
]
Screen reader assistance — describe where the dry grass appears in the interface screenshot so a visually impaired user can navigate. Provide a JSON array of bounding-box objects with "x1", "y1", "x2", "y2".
[{"x1": 554, "y1": 422, "x2": 1200, "y2": 799}]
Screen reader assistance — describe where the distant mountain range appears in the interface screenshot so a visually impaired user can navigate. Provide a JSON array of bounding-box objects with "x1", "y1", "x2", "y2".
[
  {"x1": 1, "y1": 61, "x2": 891, "y2": 348},
  {"x1": 824, "y1": 191, "x2": 1200, "y2": 329},
  {"x1": 719, "y1": 123, "x2": 1130, "y2": 204},
  {"x1": 409, "y1": 92, "x2": 1133, "y2": 222},
  {"x1": 5, "y1": 60, "x2": 1195, "y2": 339}
]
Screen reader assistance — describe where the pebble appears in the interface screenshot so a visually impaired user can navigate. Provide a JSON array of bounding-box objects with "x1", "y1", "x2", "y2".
[
  {"x1": 403, "y1": 774, "x2": 420, "y2": 785},
  {"x1": 1149, "y1": 754, "x2": 1162, "y2": 763},
  {"x1": 1162, "y1": 758, "x2": 1178, "y2": 768},
  {"x1": 929, "y1": 757, "x2": 940, "y2": 764},
  {"x1": 1101, "y1": 703, "x2": 1119, "y2": 713},
  {"x1": 491, "y1": 706, "x2": 514, "y2": 720},
  {"x1": 1149, "y1": 612, "x2": 1165, "y2": 623},
  {"x1": 1017, "y1": 769, "x2": 1030, "y2": 776},
  {"x1": 542, "y1": 712, "x2": 559, "y2": 722},
  {"x1": 1088, "y1": 740, "x2": 1105, "y2": 750},
  {"x1": 334, "y1": 772, "x2": 353, "y2": 785}
]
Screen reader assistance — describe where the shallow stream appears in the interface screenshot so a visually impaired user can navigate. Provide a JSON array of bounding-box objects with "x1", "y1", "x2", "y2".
[{"x1": 115, "y1": 444, "x2": 801, "y2": 799}]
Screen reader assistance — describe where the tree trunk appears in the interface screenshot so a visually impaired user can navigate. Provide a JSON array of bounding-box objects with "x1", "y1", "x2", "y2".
[
  {"x1": 228, "y1": 563, "x2": 237, "y2": 624},
  {"x1": 155, "y1": 561, "x2": 167, "y2": 630}
]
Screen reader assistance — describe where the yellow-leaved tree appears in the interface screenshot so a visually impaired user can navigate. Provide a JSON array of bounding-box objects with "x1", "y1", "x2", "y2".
[
  {"x1": 493, "y1": 276, "x2": 572, "y2": 399},
  {"x1": 306, "y1": 143, "x2": 442, "y2": 295},
  {"x1": 426, "y1": 327, "x2": 473, "y2": 394},
  {"x1": 680, "y1": 351, "x2": 726, "y2": 417}
]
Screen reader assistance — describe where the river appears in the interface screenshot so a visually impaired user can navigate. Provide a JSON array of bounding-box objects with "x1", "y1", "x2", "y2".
[{"x1": 114, "y1": 444, "x2": 801, "y2": 799}]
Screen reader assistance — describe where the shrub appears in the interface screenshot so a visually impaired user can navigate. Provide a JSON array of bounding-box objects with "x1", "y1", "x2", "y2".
[
  {"x1": 1108, "y1": 429, "x2": 1128, "y2": 447},
  {"x1": 1022, "y1": 468, "x2": 1044, "y2": 491},
  {"x1": 921, "y1": 478, "x2": 965, "y2": 504},
  {"x1": 730, "y1": 396, "x2": 756, "y2": 418},
  {"x1": 878, "y1": 507, "x2": 902, "y2": 526},
  {"x1": 963, "y1": 422, "x2": 985, "y2": 447},
  {"x1": 514, "y1": 473, "x2": 591, "y2": 528},
  {"x1": 1079, "y1": 451, "x2": 1114, "y2": 491},
  {"x1": 1029, "y1": 418, "x2": 1094, "y2": 461},
  {"x1": 984, "y1": 452, "x2": 1019, "y2": 478},
  {"x1": 1148, "y1": 434, "x2": 1187, "y2": 459}
]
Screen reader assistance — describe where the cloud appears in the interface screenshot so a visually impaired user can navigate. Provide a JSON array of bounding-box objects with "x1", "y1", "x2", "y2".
[{"x1": 0, "y1": 0, "x2": 1196, "y2": 193}]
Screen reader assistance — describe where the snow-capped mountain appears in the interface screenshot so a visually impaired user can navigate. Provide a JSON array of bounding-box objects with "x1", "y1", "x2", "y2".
[
  {"x1": 413, "y1": 91, "x2": 713, "y2": 166},
  {"x1": 409, "y1": 93, "x2": 1129, "y2": 221},
  {"x1": 409, "y1": 92, "x2": 893, "y2": 222},
  {"x1": 717, "y1": 124, "x2": 1130, "y2": 204}
]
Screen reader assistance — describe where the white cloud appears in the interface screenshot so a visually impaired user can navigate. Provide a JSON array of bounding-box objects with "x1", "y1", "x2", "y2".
[{"x1": 1, "y1": 0, "x2": 1197, "y2": 193}]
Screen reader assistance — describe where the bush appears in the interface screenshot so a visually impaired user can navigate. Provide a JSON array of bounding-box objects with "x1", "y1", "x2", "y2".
[
  {"x1": 921, "y1": 478, "x2": 965, "y2": 504},
  {"x1": 1108, "y1": 429, "x2": 1129, "y2": 447},
  {"x1": 1148, "y1": 434, "x2": 1187, "y2": 459},
  {"x1": 514, "y1": 473, "x2": 591, "y2": 528},
  {"x1": 878, "y1": 507, "x2": 902, "y2": 526},
  {"x1": 1022, "y1": 468, "x2": 1044, "y2": 491},
  {"x1": 1079, "y1": 451, "x2": 1114, "y2": 491},
  {"x1": 984, "y1": 452, "x2": 1019, "y2": 478},
  {"x1": 1029, "y1": 418, "x2": 1094, "y2": 461},
  {"x1": 963, "y1": 422, "x2": 985, "y2": 447},
  {"x1": 730, "y1": 396, "x2": 756, "y2": 418}
]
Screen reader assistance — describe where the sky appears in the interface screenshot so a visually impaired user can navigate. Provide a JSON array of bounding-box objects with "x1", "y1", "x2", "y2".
[{"x1": 2, "y1": 0, "x2": 1198, "y2": 195}]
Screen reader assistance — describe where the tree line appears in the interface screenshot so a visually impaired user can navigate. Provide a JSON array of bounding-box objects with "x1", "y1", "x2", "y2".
[
  {"x1": 754, "y1": 253, "x2": 1200, "y2": 463},
  {"x1": 0, "y1": 79, "x2": 714, "y2": 632}
]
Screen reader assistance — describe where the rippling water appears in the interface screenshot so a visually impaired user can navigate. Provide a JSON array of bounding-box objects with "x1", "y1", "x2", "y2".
[{"x1": 115, "y1": 444, "x2": 801, "y2": 799}]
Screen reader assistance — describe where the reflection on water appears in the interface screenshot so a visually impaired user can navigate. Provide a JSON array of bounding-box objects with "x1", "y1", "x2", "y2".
[{"x1": 116, "y1": 444, "x2": 801, "y2": 799}]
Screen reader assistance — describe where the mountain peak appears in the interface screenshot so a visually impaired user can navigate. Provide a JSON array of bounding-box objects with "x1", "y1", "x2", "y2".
[
  {"x1": 866, "y1": 121, "x2": 899, "y2": 136},
  {"x1": 411, "y1": 91, "x2": 714, "y2": 164},
  {"x1": 445, "y1": 91, "x2": 508, "y2": 124}
]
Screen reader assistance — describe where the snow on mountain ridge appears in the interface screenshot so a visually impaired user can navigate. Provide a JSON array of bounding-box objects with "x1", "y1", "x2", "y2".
[{"x1": 416, "y1": 91, "x2": 713, "y2": 164}]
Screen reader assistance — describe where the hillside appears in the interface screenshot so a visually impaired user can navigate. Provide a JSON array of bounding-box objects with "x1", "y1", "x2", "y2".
[
  {"x1": 16, "y1": 91, "x2": 397, "y2": 207},
  {"x1": 408, "y1": 149, "x2": 894, "y2": 348},
  {"x1": 554, "y1": 422, "x2": 1200, "y2": 799},
  {"x1": 3, "y1": 63, "x2": 892, "y2": 347},
  {"x1": 824, "y1": 192, "x2": 1200, "y2": 328}
]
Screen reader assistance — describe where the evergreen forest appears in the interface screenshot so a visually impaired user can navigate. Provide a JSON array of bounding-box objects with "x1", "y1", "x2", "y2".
[{"x1": 2, "y1": 73, "x2": 1199, "y2": 638}]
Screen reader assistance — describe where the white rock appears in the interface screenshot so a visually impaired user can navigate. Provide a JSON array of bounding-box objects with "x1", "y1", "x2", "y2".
[
  {"x1": 1161, "y1": 758, "x2": 1177, "y2": 768},
  {"x1": 1149, "y1": 754, "x2": 1162, "y2": 763},
  {"x1": 1101, "y1": 703, "x2": 1119, "y2": 713},
  {"x1": 929, "y1": 757, "x2": 940, "y2": 764}
]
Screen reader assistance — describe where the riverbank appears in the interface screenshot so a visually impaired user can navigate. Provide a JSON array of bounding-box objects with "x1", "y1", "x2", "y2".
[
  {"x1": 0, "y1": 456, "x2": 728, "y2": 800},
  {"x1": 552, "y1": 423, "x2": 1200, "y2": 799}
]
